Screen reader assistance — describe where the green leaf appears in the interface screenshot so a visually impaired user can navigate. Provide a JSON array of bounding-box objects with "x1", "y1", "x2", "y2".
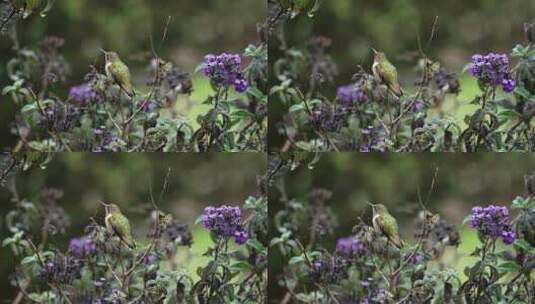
[
  {"x1": 513, "y1": 239, "x2": 534, "y2": 253},
  {"x1": 231, "y1": 110, "x2": 253, "y2": 120},
  {"x1": 514, "y1": 87, "x2": 532, "y2": 99},
  {"x1": 229, "y1": 261, "x2": 252, "y2": 273},
  {"x1": 2, "y1": 237, "x2": 14, "y2": 247},
  {"x1": 511, "y1": 196, "x2": 531, "y2": 209},
  {"x1": 269, "y1": 237, "x2": 283, "y2": 247},
  {"x1": 289, "y1": 103, "x2": 305, "y2": 113},
  {"x1": 21, "y1": 103, "x2": 38, "y2": 114},
  {"x1": 288, "y1": 255, "x2": 305, "y2": 265},
  {"x1": 247, "y1": 239, "x2": 266, "y2": 254},
  {"x1": 462, "y1": 214, "x2": 472, "y2": 226},
  {"x1": 246, "y1": 87, "x2": 267, "y2": 102},
  {"x1": 497, "y1": 110, "x2": 520, "y2": 120},
  {"x1": 497, "y1": 261, "x2": 521, "y2": 273},
  {"x1": 2, "y1": 85, "x2": 15, "y2": 95},
  {"x1": 194, "y1": 215, "x2": 204, "y2": 226},
  {"x1": 20, "y1": 255, "x2": 38, "y2": 265}
]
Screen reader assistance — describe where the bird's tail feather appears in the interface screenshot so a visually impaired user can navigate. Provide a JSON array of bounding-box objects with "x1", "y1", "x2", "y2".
[
  {"x1": 390, "y1": 236, "x2": 404, "y2": 249},
  {"x1": 122, "y1": 237, "x2": 136, "y2": 249},
  {"x1": 389, "y1": 83, "x2": 403, "y2": 97}
]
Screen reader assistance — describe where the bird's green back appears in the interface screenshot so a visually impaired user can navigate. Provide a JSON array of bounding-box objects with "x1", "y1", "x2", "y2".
[
  {"x1": 378, "y1": 212, "x2": 399, "y2": 238},
  {"x1": 110, "y1": 60, "x2": 131, "y2": 82},
  {"x1": 379, "y1": 58, "x2": 398, "y2": 84},
  {"x1": 109, "y1": 212, "x2": 133, "y2": 239}
]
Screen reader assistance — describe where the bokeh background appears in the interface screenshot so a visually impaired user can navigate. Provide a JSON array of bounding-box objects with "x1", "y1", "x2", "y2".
[
  {"x1": 269, "y1": 153, "x2": 535, "y2": 300},
  {"x1": 269, "y1": 0, "x2": 535, "y2": 149},
  {"x1": 0, "y1": 152, "x2": 266, "y2": 300},
  {"x1": 0, "y1": 0, "x2": 265, "y2": 148}
]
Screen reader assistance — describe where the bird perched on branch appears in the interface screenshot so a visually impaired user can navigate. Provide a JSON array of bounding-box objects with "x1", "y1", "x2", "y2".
[
  {"x1": 100, "y1": 49, "x2": 135, "y2": 98},
  {"x1": 102, "y1": 202, "x2": 136, "y2": 249},
  {"x1": 369, "y1": 202, "x2": 404, "y2": 249},
  {"x1": 372, "y1": 48, "x2": 403, "y2": 98}
]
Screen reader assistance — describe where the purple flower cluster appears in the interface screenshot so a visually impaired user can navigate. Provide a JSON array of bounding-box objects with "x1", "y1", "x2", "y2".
[
  {"x1": 201, "y1": 205, "x2": 248, "y2": 245},
  {"x1": 68, "y1": 236, "x2": 96, "y2": 258},
  {"x1": 39, "y1": 255, "x2": 83, "y2": 284},
  {"x1": 68, "y1": 84, "x2": 103, "y2": 105},
  {"x1": 142, "y1": 100, "x2": 160, "y2": 113},
  {"x1": 335, "y1": 236, "x2": 367, "y2": 258},
  {"x1": 40, "y1": 103, "x2": 81, "y2": 133},
  {"x1": 469, "y1": 205, "x2": 516, "y2": 245},
  {"x1": 411, "y1": 100, "x2": 425, "y2": 112},
  {"x1": 469, "y1": 53, "x2": 516, "y2": 93},
  {"x1": 309, "y1": 103, "x2": 349, "y2": 132},
  {"x1": 406, "y1": 253, "x2": 424, "y2": 265},
  {"x1": 336, "y1": 84, "x2": 367, "y2": 107},
  {"x1": 202, "y1": 53, "x2": 249, "y2": 93},
  {"x1": 143, "y1": 254, "x2": 158, "y2": 265},
  {"x1": 359, "y1": 126, "x2": 387, "y2": 152},
  {"x1": 309, "y1": 254, "x2": 350, "y2": 285}
]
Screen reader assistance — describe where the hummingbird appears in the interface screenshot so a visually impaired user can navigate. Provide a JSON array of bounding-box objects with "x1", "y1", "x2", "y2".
[
  {"x1": 369, "y1": 203, "x2": 404, "y2": 249},
  {"x1": 101, "y1": 202, "x2": 136, "y2": 249},
  {"x1": 100, "y1": 49, "x2": 135, "y2": 98},
  {"x1": 371, "y1": 48, "x2": 403, "y2": 97}
]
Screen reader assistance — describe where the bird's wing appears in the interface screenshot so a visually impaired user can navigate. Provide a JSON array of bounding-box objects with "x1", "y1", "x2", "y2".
[
  {"x1": 383, "y1": 214, "x2": 399, "y2": 237},
  {"x1": 377, "y1": 214, "x2": 401, "y2": 246},
  {"x1": 382, "y1": 61, "x2": 397, "y2": 83},
  {"x1": 112, "y1": 62, "x2": 134, "y2": 95},
  {"x1": 374, "y1": 63, "x2": 387, "y2": 84},
  {"x1": 375, "y1": 215, "x2": 389, "y2": 236},
  {"x1": 383, "y1": 62, "x2": 402, "y2": 96},
  {"x1": 111, "y1": 214, "x2": 135, "y2": 249}
]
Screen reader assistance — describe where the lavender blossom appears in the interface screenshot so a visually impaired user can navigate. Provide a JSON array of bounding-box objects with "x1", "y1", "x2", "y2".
[
  {"x1": 412, "y1": 100, "x2": 425, "y2": 112},
  {"x1": 309, "y1": 254, "x2": 350, "y2": 285},
  {"x1": 234, "y1": 229, "x2": 249, "y2": 245},
  {"x1": 469, "y1": 205, "x2": 516, "y2": 245},
  {"x1": 68, "y1": 84, "x2": 102, "y2": 105},
  {"x1": 143, "y1": 254, "x2": 158, "y2": 265},
  {"x1": 68, "y1": 236, "x2": 96, "y2": 258},
  {"x1": 335, "y1": 236, "x2": 367, "y2": 258},
  {"x1": 202, "y1": 53, "x2": 249, "y2": 93},
  {"x1": 309, "y1": 103, "x2": 349, "y2": 132},
  {"x1": 201, "y1": 205, "x2": 248, "y2": 245},
  {"x1": 39, "y1": 254, "x2": 83, "y2": 284},
  {"x1": 336, "y1": 84, "x2": 367, "y2": 107},
  {"x1": 469, "y1": 53, "x2": 516, "y2": 92},
  {"x1": 406, "y1": 253, "x2": 424, "y2": 265}
]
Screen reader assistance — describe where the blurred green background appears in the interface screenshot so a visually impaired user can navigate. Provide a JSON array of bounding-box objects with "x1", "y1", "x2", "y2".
[
  {"x1": 269, "y1": 153, "x2": 535, "y2": 299},
  {"x1": 0, "y1": 152, "x2": 266, "y2": 300},
  {"x1": 269, "y1": 0, "x2": 535, "y2": 149},
  {"x1": 0, "y1": 0, "x2": 264, "y2": 148}
]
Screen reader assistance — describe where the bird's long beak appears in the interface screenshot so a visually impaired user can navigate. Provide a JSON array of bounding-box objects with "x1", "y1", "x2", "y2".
[
  {"x1": 98, "y1": 48, "x2": 107, "y2": 55},
  {"x1": 99, "y1": 200, "x2": 110, "y2": 207},
  {"x1": 366, "y1": 201, "x2": 376, "y2": 209},
  {"x1": 371, "y1": 48, "x2": 378, "y2": 55}
]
